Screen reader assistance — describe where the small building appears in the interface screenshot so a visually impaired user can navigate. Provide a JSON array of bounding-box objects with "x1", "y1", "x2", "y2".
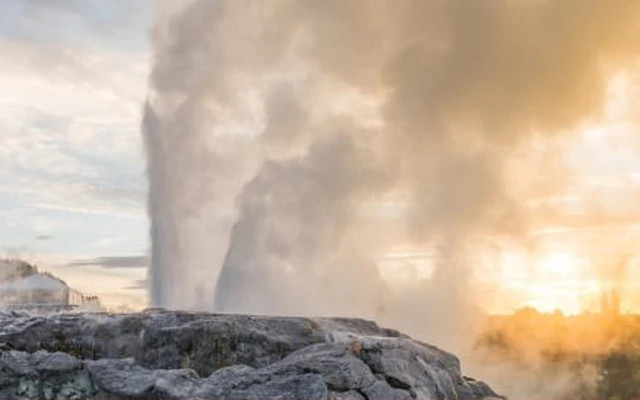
[{"x1": 0, "y1": 272, "x2": 98, "y2": 311}]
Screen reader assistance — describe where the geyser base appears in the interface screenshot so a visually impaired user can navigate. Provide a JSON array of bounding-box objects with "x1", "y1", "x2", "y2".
[{"x1": 0, "y1": 309, "x2": 500, "y2": 399}]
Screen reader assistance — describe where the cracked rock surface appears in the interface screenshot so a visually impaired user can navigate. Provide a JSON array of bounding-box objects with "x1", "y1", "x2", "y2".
[{"x1": 0, "y1": 310, "x2": 500, "y2": 399}]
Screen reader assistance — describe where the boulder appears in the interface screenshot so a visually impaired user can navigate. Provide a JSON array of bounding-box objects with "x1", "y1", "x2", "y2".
[{"x1": 0, "y1": 310, "x2": 501, "y2": 399}]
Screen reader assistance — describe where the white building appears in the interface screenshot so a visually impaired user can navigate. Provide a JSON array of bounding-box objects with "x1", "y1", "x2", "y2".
[{"x1": 0, "y1": 272, "x2": 98, "y2": 311}]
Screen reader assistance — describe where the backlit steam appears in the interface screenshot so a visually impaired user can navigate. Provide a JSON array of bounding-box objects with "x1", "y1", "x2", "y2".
[{"x1": 143, "y1": 0, "x2": 640, "y2": 349}]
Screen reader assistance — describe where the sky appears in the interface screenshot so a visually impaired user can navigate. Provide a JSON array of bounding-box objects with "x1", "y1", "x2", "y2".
[
  {"x1": 0, "y1": 0, "x2": 151, "y2": 309},
  {"x1": 2, "y1": 1, "x2": 640, "y2": 314}
]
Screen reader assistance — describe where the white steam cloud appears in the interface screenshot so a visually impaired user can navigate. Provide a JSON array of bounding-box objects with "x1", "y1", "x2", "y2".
[{"x1": 143, "y1": 0, "x2": 640, "y2": 349}]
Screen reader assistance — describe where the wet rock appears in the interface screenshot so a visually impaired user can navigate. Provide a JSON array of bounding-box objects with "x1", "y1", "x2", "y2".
[
  {"x1": 1, "y1": 350, "x2": 36, "y2": 376},
  {"x1": 361, "y1": 379, "x2": 412, "y2": 400},
  {"x1": 263, "y1": 342, "x2": 376, "y2": 391},
  {"x1": 0, "y1": 350, "x2": 95, "y2": 400},
  {"x1": 86, "y1": 358, "x2": 155, "y2": 397},
  {"x1": 227, "y1": 373, "x2": 328, "y2": 400},
  {"x1": 33, "y1": 351, "x2": 81, "y2": 373},
  {"x1": 328, "y1": 390, "x2": 366, "y2": 400},
  {"x1": 0, "y1": 311, "x2": 500, "y2": 399},
  {"x1": 195, "y1": 364, "x2": 266, "y2": 398},
  {"x1": 153, "y1": 368, "x2": 200, "y2": 399}
]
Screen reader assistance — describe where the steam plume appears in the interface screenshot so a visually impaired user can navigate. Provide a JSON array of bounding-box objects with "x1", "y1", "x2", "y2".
[{"x1": 143, "y1": 0, "x2": 640, "y2": 348}]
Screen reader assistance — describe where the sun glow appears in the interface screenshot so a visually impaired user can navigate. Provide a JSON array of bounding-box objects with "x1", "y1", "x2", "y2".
[
  {"x1": 538, "y1": 252, "x2": 581, "y2": 278},
  {"x1": 493, "y1": 249, "x2": 604, "y2": 315},
  {"x1": 527, "y1": 252, "x2": 595, "y2": 314}
]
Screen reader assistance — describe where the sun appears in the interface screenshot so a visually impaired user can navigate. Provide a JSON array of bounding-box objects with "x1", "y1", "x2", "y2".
[
  {"x1": 538, "y1": 251, "x2": 581, "y2": 278},
  {"x1": 522, "y1": 251, "x2": 588, "y2": 314}
]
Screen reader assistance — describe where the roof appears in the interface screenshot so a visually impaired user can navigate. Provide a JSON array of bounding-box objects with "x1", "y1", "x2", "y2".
[{"x1": 0, "y1": 273, "x2": 68, "y2": 292}]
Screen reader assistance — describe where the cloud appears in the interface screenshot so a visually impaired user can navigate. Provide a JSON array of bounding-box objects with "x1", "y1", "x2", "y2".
[
  {"x1": 0, "y1": 0, "x2": 150, "y2": 239},
  {"x1": 68, "y1": 255, "x2": 149, "y2": 269},
  {"x1": 125, "y1": 278, "x2": 148, "y2": 291},
  {"x1": 5, "y1": 0, "x2": 149, "y2": 51},
  {"x1": 0, "y1": 0, "x2": 154, "y2": 311}
]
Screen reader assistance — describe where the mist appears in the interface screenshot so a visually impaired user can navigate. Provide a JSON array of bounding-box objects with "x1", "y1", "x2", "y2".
[{"x1": 142, "y1": 0, "x2": 640, "y2": 353}]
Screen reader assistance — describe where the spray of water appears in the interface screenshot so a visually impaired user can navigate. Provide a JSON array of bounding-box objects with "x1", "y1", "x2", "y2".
[{"x1": 143, "y1": 0, "x2": 640, "y2": 350}]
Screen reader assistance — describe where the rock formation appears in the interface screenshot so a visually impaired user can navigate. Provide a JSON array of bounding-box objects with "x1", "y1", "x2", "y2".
[{"x1": 0, "y1": 310, "x2": 500, "y2": 399}]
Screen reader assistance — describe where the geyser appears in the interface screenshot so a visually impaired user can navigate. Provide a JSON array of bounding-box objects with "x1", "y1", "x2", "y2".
[{"x1": 142, "y1": 0, "x2": 640, "y2": 349}]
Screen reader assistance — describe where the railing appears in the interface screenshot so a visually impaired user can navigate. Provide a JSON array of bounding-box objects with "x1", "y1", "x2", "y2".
[{"x1": 0, "y1": 303, "x2": 79, "y2": 311}]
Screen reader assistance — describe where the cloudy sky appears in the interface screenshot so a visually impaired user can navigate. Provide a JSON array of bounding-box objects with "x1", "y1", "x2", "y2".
[
  {"x1": 2, "y1": 1, "x2": 640, "y2": 315},
  {"x1": 0, "y1": 0, "x2": 151, "y2": 309}
]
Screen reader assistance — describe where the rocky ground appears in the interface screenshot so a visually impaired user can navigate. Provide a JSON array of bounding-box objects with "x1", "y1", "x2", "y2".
[{"x1": 0, "y1": 310, "x2": 500, "y2": 399}]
